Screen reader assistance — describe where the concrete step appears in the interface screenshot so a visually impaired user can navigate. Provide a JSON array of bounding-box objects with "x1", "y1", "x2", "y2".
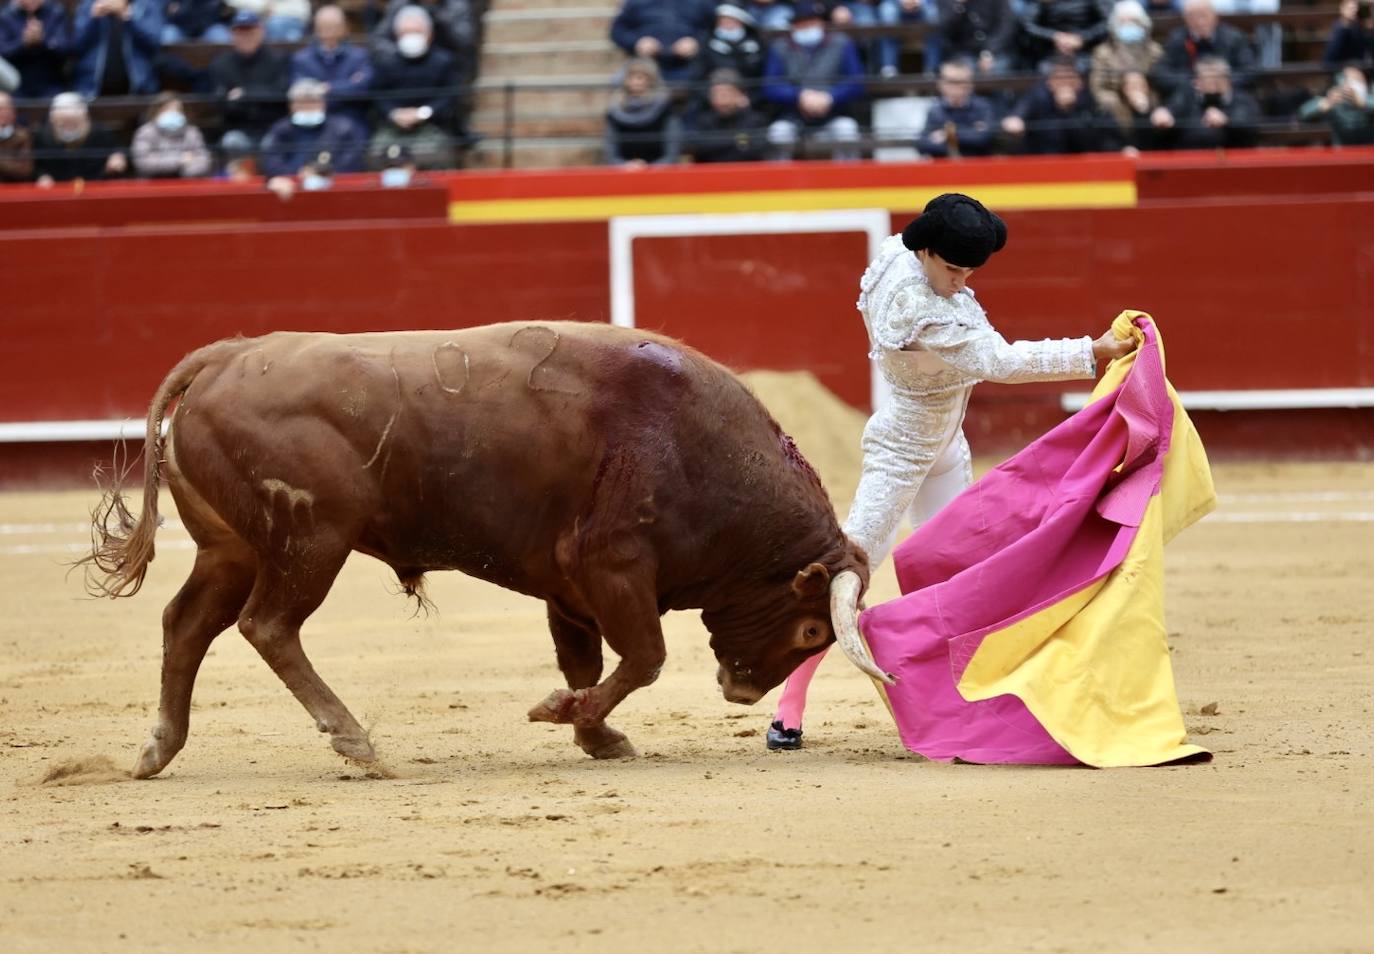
[
  {"x1": 482, "y1": 7, "x2": 615, "y2": 44},
  {"x1": 473, "y1": 82, "x2": 610, "y2": 116},
  {"x1": 470, "y1": 111, "x2": 604, "y2": 138},
  {"x1": 469, "y1": 138, "x2": 604, "y2": 169},
  {"x1": 479, "y1": 40, "x2": 626, "y2": 78}
]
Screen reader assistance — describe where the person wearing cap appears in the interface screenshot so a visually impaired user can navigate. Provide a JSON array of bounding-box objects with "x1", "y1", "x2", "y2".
[
  {"x1": 762, "y1": 0, "x2": 866, "y2": 160},
  {"x1": 764, "y1": 193, "x2": 1137, "y2": 750},
  {"x1": 699, "y1": 4, "x2": 766, "y2": 86},
  {"x1": 1089, "y1": 0, "x2": 1162, "y2": 128},
  {"x1": 210, "y1": 10, "x2": 290, "y2": 147},
  {"x1": 684, "y1": 67, "x2": 768, "y2": 161},
  {"x1": 224, "y1": 0, "x2": 310, "y2": 43},
  {"x1": 610, "y1": 0, "x2": 715, "y2": 84},
  {"x1": 259, "y1": 77, "x2": 365, "y2": 178},
  {"x1": 378, "y1": 142, "x2": 417, "y2": 186},
  {"x1": 69, "y1": 0, "x2": 163, "y2": 100}
]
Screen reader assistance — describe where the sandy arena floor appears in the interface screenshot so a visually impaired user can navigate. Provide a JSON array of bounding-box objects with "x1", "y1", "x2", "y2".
[{"x1": 1, "y1": 378, "x2": 1371, "y2": 953}]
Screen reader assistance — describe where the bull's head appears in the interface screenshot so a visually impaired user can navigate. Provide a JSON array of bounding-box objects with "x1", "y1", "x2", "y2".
[{"x1": 704, "y1": 555, "x2": 894, "y2": 705}]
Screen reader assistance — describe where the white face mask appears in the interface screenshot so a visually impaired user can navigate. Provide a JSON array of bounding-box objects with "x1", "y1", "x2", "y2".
[
  {"x1": 54, "y1": 124, "x2": 86, "y2": 143},
  {"x1": 155, "y1": 110, "x2": 186, "y2": 133},
  {"x1": 716, "y1": 25, "x2": 745, "y2": 42},
  {"x1": 380, "y1": 167, "x2": 412, "y2": 188},
  {"x1": 301, "y1": 172, "x2": 331, "y2": 191},
  {"x1": 1113, "y1": 22, "x2": 1146, "y2": 44},
  {"x1": 292, "y1": 110, "x2": 326, "y2": 127},
  {"x1": 0, "y1": 125, "x2": 13, "y2": 140},
  {"x1": 791, "y1": 25, "x2": 823, "y2": 46},
  {"x1": 397, "y1": 33, "x2": 429, "y2": 58}
]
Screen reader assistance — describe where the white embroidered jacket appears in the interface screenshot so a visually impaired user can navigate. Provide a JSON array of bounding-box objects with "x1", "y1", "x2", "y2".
[{"x1": 842, "y1": 235, "x2": 1097, "y2": 566}]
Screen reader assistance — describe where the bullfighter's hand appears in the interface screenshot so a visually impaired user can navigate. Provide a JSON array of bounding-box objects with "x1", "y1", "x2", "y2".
[{"x1": 1092, "y1": 328, "x2": 1137, "y2": 365}]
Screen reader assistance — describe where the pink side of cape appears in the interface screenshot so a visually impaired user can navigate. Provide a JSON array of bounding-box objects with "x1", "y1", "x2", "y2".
[{"x1": 860, "y1": 319, "x2": 1174, "y2": 764}]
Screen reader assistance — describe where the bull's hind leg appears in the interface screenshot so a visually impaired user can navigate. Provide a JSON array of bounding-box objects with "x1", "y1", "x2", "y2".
[
  {"x1": 132, "y1": 542, "x2": 256, "y2": 779},
  {"x1": 529, "y1": 604, "x2": 637, "y2": 759},
  {"x1": 238, "y1": 540, "x2": 375, "y2": 765}
]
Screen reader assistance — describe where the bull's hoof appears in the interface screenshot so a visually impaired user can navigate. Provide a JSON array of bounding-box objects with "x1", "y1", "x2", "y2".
[
  {"x1": 331, "y1": 734, "x2": 376, "y2": 763},
  {"x1": 575, "y1": 725, "x2": 638, "y2": 760},
  {"x1": 528, "y1": 688, "x2": 580, "y2": 725},
  {"x1": 131, "y1": 737, "x2": 170, "y2": 780}
]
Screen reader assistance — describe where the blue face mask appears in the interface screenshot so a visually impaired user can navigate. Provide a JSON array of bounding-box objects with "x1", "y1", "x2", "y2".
[
  {"x1": 301, "y1": 173, "x2": 331, "y2": 191},
  {"x1": 380, "y1": 167, "x2": 412, "y2": 188},
  {"x1": 716, "y1": 25, "x2": 745, "y2": 42},
  {"x1": 155, "y1": 110, "x2": 186, "y2": 133},
  {"x1": 1114, "y1": 23, "x2": 1146, "y2": 44},
  {"x1": 791, "y1": 25, "x2": 823, "y2": 46}
]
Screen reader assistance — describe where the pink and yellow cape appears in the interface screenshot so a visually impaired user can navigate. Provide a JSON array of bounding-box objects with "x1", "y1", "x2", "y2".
[{"x1": 861, "y1": 312, "x2": 1215, "y2": 766}]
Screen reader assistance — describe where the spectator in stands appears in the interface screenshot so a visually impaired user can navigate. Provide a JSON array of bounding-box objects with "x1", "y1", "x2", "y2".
[
  {"x1": 1090, "y1": 0, "x2": 1162, "y2": 127},
  {"x1": 610, "y1": 0, "x2": 715, "y2": 84},
  {"x1": 763, "y1": 1, "x2": 865, "y2": 159},
  {"x1": 604, "y1": 56, "x2": 682, "y2": 166},
  {"x1": 748, "y1": 0, "x2": 796, "y2": 29},
  {"x1": 1299, "y1": 64, "x2": 1374, "y2": 145},
  {"x1": 0, "y1": 0, "x2": 73, "y2": 100},
  {"x1": 211, "y1": 11, "x2": 289, "y2": 148},
  {"x1": 70, "y1": 0, "x2": 163, "y2": 100},
  {"x1": 1018, "y1": 0, "x2": 1111, "y2": 71},
  {"x1": 378, "y1": 141, "x2": 416, "y2": 186},
  {"x1": 1323, "y1": 0, "x2": 1374, "y2": 67},
  {"x1": 1152, "y1": 0, "x2": 1254, "y2": 96},
  {"x1": 259, "y1": 77, "x2": 365, "y2": 176},
  {"x1": 1151, "y1": 54, "x2": 1258, "y2": 148},
  {"x1": 1001, "y1": 54, "x2": 1123, "y2": 152},
  {"x1": 872, "y1": 0, "x2": 943, "y2": 77},
  {"x1": 939, "y1": 0, "x2": 1017, "y2": 75},
  {"x1": 701, "y1": 4, "x2": 766, "y2": 85},
  {"x1": 292, "y1": 4, "x2": 374, "y2": 127},
  {"x1": 371, "y1": 0, "x2": 477, "y2": 80},
  {"x1": 1211, "y1": 0, "x2": 1280, "y2": 70},
  {"x1": 33, "y1": 90, "x2": 128, "y2": 184},
  {"x1": 0, "y1": 89, "x2": 35, "y2": 181},
  {"x1": 685, "y1": 67, "x2": 768, "y2": 160},
  {"x1": 130, "y1": 91, "x2": 211, "y2": 177},
  {"x1": 916, "y1": 57, "x2": 997, "y2": 156},
  {"x1": 225, "y1": 0, "x2": 309, "y2": 43},
  {"x1": 162, "y1": 0, "x2": 231, "y2": 43},
  {"x1": 370, "y1": 5, "x2": 460, "y2": 169},
  {"x1": 1118, "y1": 67, "x2": 1164, "y2": 147}
]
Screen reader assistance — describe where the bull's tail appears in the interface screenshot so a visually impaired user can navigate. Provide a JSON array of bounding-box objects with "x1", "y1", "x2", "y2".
[{"x1": 77, "y1": 341, "x2": 239, "y2": 598}]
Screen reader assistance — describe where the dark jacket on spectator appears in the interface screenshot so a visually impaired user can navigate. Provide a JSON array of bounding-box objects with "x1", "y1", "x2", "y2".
[
  {"x1": 700, "y1": 24, "x2": 766, "y2": 82},
  {"x1": 0, "y1": 122, "x2": 34, "y2": 180},
  {"x1": 70, "y1": 0, "x2": 162, "y2": 99},
  {"x1": 1153, "y1": 23, "x2": 1255, "y2": 96},
  {"x1": 1163, "y1": 83, "x2": 1259, "y2": 149},
  {"x1": 939, "y1": 0, "x2": 1017, "y2": 62},
  {"x1": 605, "y1": 88, "x2": 682, "y2": 164},
  {"x1": 1322, "y1": 19, "x2": 1374, "y2": 67},
  {"x1": 0, "y1": 0, "x2": 72, "y2": 99},
  {"x1": 371, "y1": 0, "x2": 475, "y2": 77},
  {"x1": 686, "y1": 103, "x2": 768, "y2": 161},
  {"x1": 762, "y1": 32, "x2": 866, "y2": 122},
  {"x1": 917, "y1": 94, "x2": 998, "y2": 157},
  {"x1": 165, "y1": 0, "x2": 227, "y2": 38},
  {"x1": 1020, "y1": 0, "x2": 1111, "y2": 64},
  {"x1": 372, "y1": 44, "x2": 459, "y2": 125},
  {"x1": 210, "y1": 44, "x2": 290, "y2": 136},
  {"x1": 258, "y1": 112, "x2": 367, "y2": 176},
  {"x1": 291, "y1": 41, "x2": 375, "y2": 125},
  {"x1": 1010, "y1": 83, "x2": 1123, "y2": 154},
  {"x1": 32, "y1": 120, "x2": 122, "y2": 180},
  {"x1": 611, "y1": 0, "x2": 715, "y2": 52}
]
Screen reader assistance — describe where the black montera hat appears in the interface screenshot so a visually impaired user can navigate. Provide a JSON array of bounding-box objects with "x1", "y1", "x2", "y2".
[{"x1": 901, "y1": 193, "x2": 1008, "y2": 268}]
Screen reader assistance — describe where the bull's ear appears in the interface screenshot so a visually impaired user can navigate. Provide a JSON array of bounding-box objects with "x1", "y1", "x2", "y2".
[{"x1": 791, "y1": 562, "x2": 831, "y2": 599}]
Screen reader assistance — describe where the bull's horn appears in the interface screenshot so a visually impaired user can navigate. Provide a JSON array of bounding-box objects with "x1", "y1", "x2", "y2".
[{"x1": 829, "y1": 570, "x2": 896, "y2": 685}]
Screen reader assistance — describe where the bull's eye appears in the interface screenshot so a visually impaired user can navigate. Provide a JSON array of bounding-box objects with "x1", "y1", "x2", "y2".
[{"x1": 805, "y1": 626, "x2": 820, "y2": 639}]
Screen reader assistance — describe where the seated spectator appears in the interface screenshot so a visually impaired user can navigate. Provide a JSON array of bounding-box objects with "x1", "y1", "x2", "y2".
[
  {"x1": 292, "y1": 4, "x2": 375, "y2": 127},
  {"x1": 210, "y1": 11, "x2": 290, "y2": 148},
  {"x1": 917, "y1": 57, "x2": 997, "y2": 157},
  {"x1": 605, "y1": 56, "x2": 682, "y2": 166},
  {"x1": 370, "y1": 5, "x2": 460, "y2": 169},
  {"x1": 685, "y1": 67, "x2": 767, "y2": 161},
  {"x1": 33, "y1": 91, "x2": 128, "y2": 184},
  {"x1": 610, "y1": 0, "x2": 715, "y2": 84},
  {"x1": 71, "y1": 0, "x2": 163, "y2": 100},
  {"x1": 1090, "y1": 0, "x2": 1162, "y2": 128},
  {"x1": 371, "y1": 0, "x2": 477, "y2": 80},
  {"x1": 763, "y1": 1, "x2": 865, "y2": 160},
  {"x1": 225, "y1": 0, "x2": 308, "y2": 43},
  {"x1": 1152, "y1": 0, "x2": 1254, "y2": 97},
  {"x1": 1151, "y1": 54, "x2": 1258, "y2": 149},
  {"x1": 1001, "y1": 54, "x2": 1122, "y2": 152},
  {"x1": 0, "y1": 89, "x2": 35, "y2": 181},
  {"x1": 1118, "y1": 67, "x2": 1164, "y2": 148},
  {"x1": 1324, "y1": 0, "x2": 1374, "y2": 68},
  {"x1": 260, "y1": 78, "x2": 365, "y2": 177},
  {"x1": 378, "y1": 141, "x2": 416, "y2": 186},
  {"x1": 162, "y1": 0, "x2": 231, "y2": 43},
  {"x1": 701, "y1": 4, "x2": 766, "y2": 85},
  {"x1": 939, "y1": 0, "x2": 1017, "y2": 75},
  {"x1": 1299, "y1": 65, "x2": 1374, "y2": 146},
  {"x1": 0, "y1": 0, "x2": 72, "y2": 99},
  {"x1": 1018, "y1": 0, "x2": 1111, "y2": 72},
  {"x1": 131, "y1": 92, "x2": 210, "y2": 177},
  {"x1": 749, "y1": 0, "x2": 795, "y2": 29},
  {"x1": 873, "y1": 0, "x2": 943, "y2": 78}
]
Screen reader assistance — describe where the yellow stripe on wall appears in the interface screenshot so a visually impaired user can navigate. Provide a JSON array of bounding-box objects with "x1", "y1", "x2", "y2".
[{"x1": 448, "y1": 181, "x2": 1136, "y2": 224}]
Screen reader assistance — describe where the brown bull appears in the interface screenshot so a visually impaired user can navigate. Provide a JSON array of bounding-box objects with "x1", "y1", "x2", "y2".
[{"x1": 82, "y1": 322, "x2": 888, "y2": 779}]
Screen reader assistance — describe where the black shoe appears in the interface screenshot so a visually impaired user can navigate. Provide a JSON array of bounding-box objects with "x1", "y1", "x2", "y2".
[{"x1": 766, "y1": 720, "x2": 803, "y2": 751}]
